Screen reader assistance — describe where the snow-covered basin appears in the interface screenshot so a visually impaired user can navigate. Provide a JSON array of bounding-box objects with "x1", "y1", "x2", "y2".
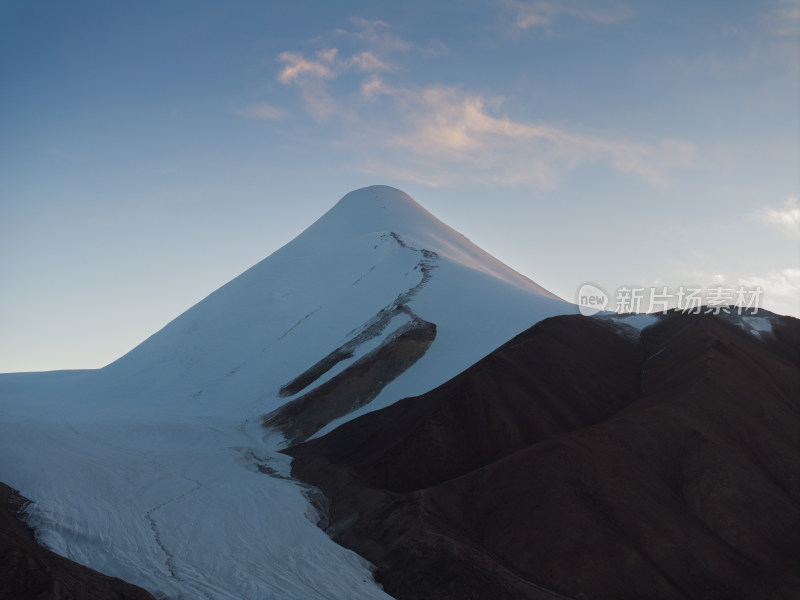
[{"x1": 0, "y1": 371, "x2": 392, "y2": 600}]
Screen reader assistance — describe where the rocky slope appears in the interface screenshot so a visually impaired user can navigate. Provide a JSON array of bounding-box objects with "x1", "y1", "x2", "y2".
[
  {"x1": 0, "y1": 483, "x2": 156, "y2": 600},
  {"x1": 288, "y1": 310, "x2": 800, "y2": 600}
]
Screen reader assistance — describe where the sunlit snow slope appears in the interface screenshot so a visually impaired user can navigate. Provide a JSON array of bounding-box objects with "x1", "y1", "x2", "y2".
[{"x1": 0, "y1": 185, "x2": 575, "y2": 600}]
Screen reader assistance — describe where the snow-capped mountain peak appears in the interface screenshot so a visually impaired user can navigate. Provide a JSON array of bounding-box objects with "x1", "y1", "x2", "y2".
[
  {"x1": 0, "y1": 186, "x2": 576, "y2": 600},
  {"x1": 87, "y1": 185, "x2": 572, "y2": 427}
]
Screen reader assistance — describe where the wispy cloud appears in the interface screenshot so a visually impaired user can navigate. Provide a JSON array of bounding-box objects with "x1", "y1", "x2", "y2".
[
  {"x1": 232, "y1": 103, "x2": 288, "y2": 120},
  {"x1": 763, "y1": 0, "x2": 800, "y2": 37},
  {"x1": 505, "y1": 0, "x2": 632, "y2": 30},
  {"x1": 739, "y1": 267, "x2": 800, "y2": 317},
  {"x1": 358, "y1": 82, "x2": 693, "y2": 186},
  {"x1": 336, "y1": 16, "x2": 448, "y2": 55},
  {"x1": 276, "y1": 49, "x2": 341, "y2": 122},
  {"x1": 274, "y1": 42, "x2": 393, "y2": 123},
  {"x1": 754, "y1": 197, "x2": 800, "y2": 239},
  {"x1": 265, "y1": 18, "x2": 692, "y2": 187},
  {"x1": 349, "y1": 50, "x2": 391, "y2": 72},
  {"x1": 360, "y1": 76, "x2": 392, "y2": 100},
  {"x1": 277, "y1": 50, "x2": 337, "y2": 83}
]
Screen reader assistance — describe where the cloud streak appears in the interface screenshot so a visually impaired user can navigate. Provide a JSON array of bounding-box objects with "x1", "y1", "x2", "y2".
[
  {"x1": 755, "y1": 197, "x2": 800, "y2": 239},
  {"x1": 336, "y1": 17, "x2": 447, "y2": 56},
  {"x1": 275, "y1": 49, "x2": 341, "y2": 122},
  {"x1": 359, "y1": 82, "x2": 694, "y2": 186},
  {"x1": 739, "y1": 267, "x2": 800, "y2": 317},
  {"x1": 505, "y1": 0, "x2": 632, "y2": 30},
  {"x1": 349, "y1": 50, "x2": 391, "y2": 72},
  {"x1": 277, "y1": 50, "x2": 337, "y2": 83},
  {"x1": 274, "y1": 43, "x2": 393, "y2": 123},
  {"x1": 763, "y1": 0, "x2": 800, "y2": 37},
  {"x1": 260, "y1": 17, "x2": 693, "y2": 187}
]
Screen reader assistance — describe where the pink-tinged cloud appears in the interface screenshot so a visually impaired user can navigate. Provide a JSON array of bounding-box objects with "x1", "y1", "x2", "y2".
[
  {"x1": 360, "y1": 76, "x2": 392, "y2": 100},
  {"x1": 350, "y1": 51, "x2": 391, "y2": 72},
  {"x1": 375, "y1": 85, "x2": 693, "y2": 186},
  {"x1": 277, "y1": 51, "x2": 336, "y2": 83},
  {"x1": 276, "y1": 50, "x2": 342, "y2": 122},
  {"x1": 273, "y1": 21, "x2": 693, "y2": 187}
]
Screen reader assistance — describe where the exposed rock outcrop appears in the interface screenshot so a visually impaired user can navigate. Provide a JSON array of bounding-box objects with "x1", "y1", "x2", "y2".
[
  {"x1": 0, "y1": 482, "x2": 156, "y2": 600},
  {"x1": 287, "y1": 312, "x2": 800, "y2": 600}
]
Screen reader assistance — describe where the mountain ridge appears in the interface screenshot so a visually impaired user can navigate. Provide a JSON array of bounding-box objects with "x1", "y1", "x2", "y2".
[{"x1": 287, "y1": 310, "x2": 800, "y2": 600}]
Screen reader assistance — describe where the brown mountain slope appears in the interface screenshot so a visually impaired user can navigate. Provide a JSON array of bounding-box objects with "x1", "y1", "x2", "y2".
[
  {"x1": 287, "y1": 312, "x2": 800, "y2": 600},
  {"x1": 0, "y1": 483, "x2": 156, "y2": 600}
]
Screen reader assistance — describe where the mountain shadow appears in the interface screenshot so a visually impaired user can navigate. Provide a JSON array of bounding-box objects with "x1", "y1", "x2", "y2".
[{"x1": 286, "y1": 311, "x2": 800, "y2": 600}]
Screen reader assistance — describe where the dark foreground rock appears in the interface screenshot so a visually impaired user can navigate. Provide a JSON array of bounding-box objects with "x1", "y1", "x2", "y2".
[
  {"x1": 287, "y1": 312, "x2": 800, "y2": 600},
  {"x1": 0, "y1": 482, "x2": 156, "y2": 600}
]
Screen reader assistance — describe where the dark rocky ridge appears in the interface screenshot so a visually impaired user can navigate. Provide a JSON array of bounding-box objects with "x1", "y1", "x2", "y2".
[
  {"x1": 287, "y1": 312, "x2": 800, "y2": 600},
  {"x1": 278, "y1": 230, "x2": 438, "y2": 400},
  {"x1": 0, "y1": 482, "x2": 156, "y2": 600},
  {"x1": 265, "y1": 314, "x2": 436, "y2": 445},
  {"x1": 267, "y1": 230, "x2": 440, "y2": 444}
]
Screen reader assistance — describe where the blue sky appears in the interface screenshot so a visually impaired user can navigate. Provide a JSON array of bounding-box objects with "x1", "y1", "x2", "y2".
[{"x1": 1, "y1": 0, "x2": 798, "y2": 372}]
